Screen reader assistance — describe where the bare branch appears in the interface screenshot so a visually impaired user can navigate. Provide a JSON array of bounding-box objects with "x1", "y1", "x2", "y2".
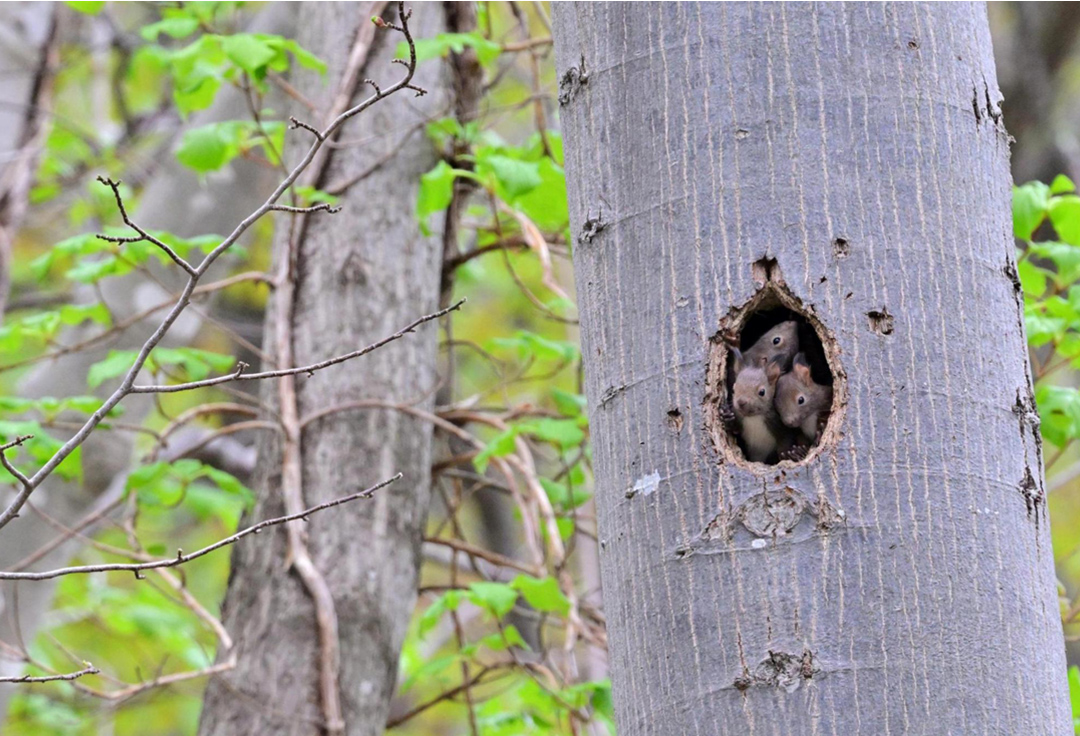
[
  {"x1": 0, "y1": 434, "x2": 32, "y2": 491},
  {"x1": 0, "y1": 474, "x2": 401, "y2": 581},
  {"x1": 129, "y1": 298, "x2": 465, "y2": 394},
  {"x1": 0, "y1": 434, "x2": 35, "y2": 530},
  {"x1": 95, "y1": 176, "x2": 196, "y2": 276},
  {"x1": 268, "y1": 203, "x2": 342, "y2": 215},
  {"x1": 288, "y1": 115, "x2": 323, "y2": 141},
  {"x1": 0, "y1": 663, "x2": 98, "y2": 684},
  {"x1": 425, "y1": 536, "x2": 543, "y2": 577}
]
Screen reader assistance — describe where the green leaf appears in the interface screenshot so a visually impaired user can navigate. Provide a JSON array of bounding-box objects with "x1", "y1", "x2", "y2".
[
  {"x1": 418, "y1": 589, "x2": 464, "y2": 637},
  {"x1": 1029, "y1": 241, "x2": 1080, "y2": 285},
  {"x1": 59, "y1": 302, "x2": 111, "y2": 327},
  {"x1": 0, "y1": 397, "x2": 33, "y2": 414},
  {"x1": 176, "y1": 75, "x2": 222, "y2": 115},
  {"x1": 400, "y1": 652, "x2": 462, "y2": 694},
  {"x1": 175, "y1": 124, "x2": 235, "y2": 173},
  {"x1": 66, "y1": 255, "x2": 132, "y2": 284},
  {"x1": 127, "y1": 462, "x2": 170, "y2": 493},
  {"x1": 516, "y1": 158, "x2": 568, "y2": 230},
  {"x1": 473, "y1": 428, "x2": 518, "y2": 473},
  {"x1": 61, "y1": 396, "x2": 109, "y2": 415},
  {"x1": 169, "y1": 36, "x2": 226, "y2": 115},
  {"x1": 540, "y1": 477, "x2": 592, "y2": 510},
  {"x1": 551, "y1": 389, "x2": 587, "y2": 418},
  {"x1": 222, "y1": 34, "x2": 277, "y2": 73},
  {"x1": 87, "y1": 350, "x2": 137, "y2": 388},
  {"x1": 152, "y1": 346, "x2": 236, "y2": 380},
  {"x1": 1051, "y1": 195, "x2": 1080, "y2": 246},
  {"x1": 426, "y1": 117, "x2": 467, "y2": 150},
  {"x1": 1026, "y1": 304, "x2": 1066, "y2": 348},
  {"x1": 484, "y1": 155, "x2": 542, "y2": 199},
  {"x1": 294, "y1": 186, "x2": 340, "y2": 207},
  {"x1": 477, "y1": 624, "x2": 529, "y2": 652},
  {"x1": 0, "y1": 421, "x2": 80, "y2": 483},
  {"x1": 400, "y1": 32, "x2": 502, "y2": 67},
  {"x1": 141, "y1": 14, "x2": 200, "y2": 41},
  {"x1": 516, "y1": 417, "x2": 585, "y2": 449},
  {"x1": 1036, "y1": 384, "x2": 1080, "y2": 446},
  {"x1": 1014, "y1": 181, "x2": 1050, "y2": 240},
  {"x1": 1053, "y1": 174, "x2": 1077, "y2": 195},
  {"x1": 512, "y1": 575, "x2": 570, "y2": 615},
  {"x1": 1070, "y1": 666, "x2": 1080, "y2": 731},
  {"x1": 281, "y1": 39, "x2": 327, "y2": 74},
  {"x1": 489, "y1": 331, "x2": 579, "y2": 363},
  {"x1": 65, "y1": 1, "x2": 105, "y2": 15},
  {"x1": 1018, "y1": 258, "x2": 1050, "y2": 297},
  {"x1": 416, "y1": 160, "x2": 459, "y2": 234},
  {"x1": 127, "y1": 460, "x2": 253, "y2": 509},
  {"x1": 202, "y1": 467, "x2": 254, "y2": 506},
  {"x1": 468, "y1": 581, "x2": 519, "y2": 618}
]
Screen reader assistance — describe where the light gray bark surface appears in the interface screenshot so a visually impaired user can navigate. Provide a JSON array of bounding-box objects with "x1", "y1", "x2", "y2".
[
  {"x1": 554, "y1": 3, "x2": 1070, "y2": 734},
  {"x1": 198, "y1": 4, "x2": 446, "y2": 735}
]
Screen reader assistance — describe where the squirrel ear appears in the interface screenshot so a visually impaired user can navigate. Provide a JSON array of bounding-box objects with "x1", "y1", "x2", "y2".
[
  {"x1": 793, "y1": 353, "x2": 811, "y2": 383},
  {"x1": 766, "y1": 356, "x2": 783, "y2": 382},
  {"x1": 731, "y1": 347, "x2": 744, "y2": 373}
]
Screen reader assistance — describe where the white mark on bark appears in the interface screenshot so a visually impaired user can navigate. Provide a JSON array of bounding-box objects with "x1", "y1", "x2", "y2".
[{"x1": 628, "y1": 471, "x2": 661, "y2": 499}]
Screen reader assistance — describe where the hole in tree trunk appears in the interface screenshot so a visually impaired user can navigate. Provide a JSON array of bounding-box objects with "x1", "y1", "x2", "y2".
[{"x1": 704, "y1": 260, "x2": 846, "y2": 469}]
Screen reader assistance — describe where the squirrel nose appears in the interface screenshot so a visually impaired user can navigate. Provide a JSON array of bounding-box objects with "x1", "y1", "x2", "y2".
[{"x1": 735, "y1": 398, "x2": 748, "y2": 413}]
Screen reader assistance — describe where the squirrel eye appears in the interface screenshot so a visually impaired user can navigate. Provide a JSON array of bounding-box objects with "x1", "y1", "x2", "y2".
[
  {"x1": 772, "y1": 336, "x2": 781, "y2": 345},
  {"x1": 798, "y1": 396, "x2": 806, "y2": 405},
  {"x1": 758, "y1": 388, "x2": 766, "y2": 397}
]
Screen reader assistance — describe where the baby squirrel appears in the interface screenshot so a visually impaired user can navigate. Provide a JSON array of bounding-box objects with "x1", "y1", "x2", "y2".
[
  {"x1": 720, "y1": 321, "x2": 800, "y2": 463},
  {"x1": 734, "y1": 320, "x2": 799, "y2": 371},
  {"x1": 774, "y1": 352, "x2": 833, "y2": 460}
]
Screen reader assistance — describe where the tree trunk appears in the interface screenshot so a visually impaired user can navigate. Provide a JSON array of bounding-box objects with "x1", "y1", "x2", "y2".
[
  {"x1": 554, "y1": 2, "x2": 1070, "y2": 734},
  {"x1": 198, "y1": 4, "x2": 448, "y2": 735}
]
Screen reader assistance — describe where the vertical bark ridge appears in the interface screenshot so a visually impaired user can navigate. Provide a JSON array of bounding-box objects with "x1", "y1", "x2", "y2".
[{"x1": 554, "y1": 3, "x2": 1069, "y2": 734}]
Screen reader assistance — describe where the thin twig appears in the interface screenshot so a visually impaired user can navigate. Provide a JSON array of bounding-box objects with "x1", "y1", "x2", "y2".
[
  {"x1": 0, "y1": 475, "x2": 400, "y2": 581},
  {"x1": 268, "y1": 203, "x2": 341, "y2": 214},
  {"x1": 130, "y1": 298, "x2": 464, "y2": 394},
  {"x1": 0, "y1": 434, "x2": 33, "y2": 491},
  {"x1": 385, "y1": 666, "x2": 502, "y2": 728},
  {"x1": 95, "y1": 176, "x2": 196, "y2": 276},
  {"x1": 0, "y1": 663, "x2": 98, "y2": 684},
  {"x1": 425, "y1": 536, "x2": 543, "y2": 576},
  {"x1": 288, "y1": 115, "x2": 323, "y2": 141}
]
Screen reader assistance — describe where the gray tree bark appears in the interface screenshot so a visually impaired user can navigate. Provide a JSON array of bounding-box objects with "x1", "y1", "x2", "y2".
[
  {"x1": 198, "y1": 4, "x2": 449, "y2": 735},
  {"x1": 555, "y1": 3, "x2": 1070, "y2": 734}
]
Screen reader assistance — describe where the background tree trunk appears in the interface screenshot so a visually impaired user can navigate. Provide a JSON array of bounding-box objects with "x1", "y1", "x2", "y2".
[
  {"x1": 198, "y1": 4, "x2": 448, "y2": 734},
  {"x1": 554, "y1": 2, "x2": 1070, "y2": 734}
]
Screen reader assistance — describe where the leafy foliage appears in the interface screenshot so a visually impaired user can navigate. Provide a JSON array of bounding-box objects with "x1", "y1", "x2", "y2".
[{"x1": 1015, "y1": 178, "x2": 1080, "y2": 732}]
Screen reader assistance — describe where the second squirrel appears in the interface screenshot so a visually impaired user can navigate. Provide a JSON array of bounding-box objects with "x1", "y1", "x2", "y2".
[{"x1": 774, "y1": 352, "x2": 832, "y2": 459}]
